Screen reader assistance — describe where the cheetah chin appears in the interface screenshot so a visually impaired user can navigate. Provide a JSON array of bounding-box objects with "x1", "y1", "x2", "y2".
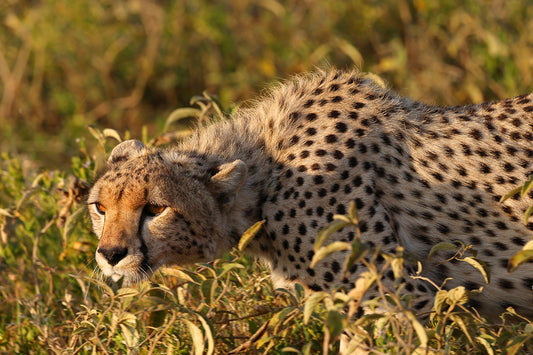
[{"x1": 89, "y1": 69, "x2": 533, "y2": 319}]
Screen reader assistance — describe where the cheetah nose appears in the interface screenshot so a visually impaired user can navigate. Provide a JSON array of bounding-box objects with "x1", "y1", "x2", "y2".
[{"x1": 98, "y1": 247, "x2": 128, "y2": 266}]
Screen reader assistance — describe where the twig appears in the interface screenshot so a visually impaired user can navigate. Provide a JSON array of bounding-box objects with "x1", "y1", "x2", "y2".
[{"x1": 227, "y1": 320, "x2": 270, "y2": 354}]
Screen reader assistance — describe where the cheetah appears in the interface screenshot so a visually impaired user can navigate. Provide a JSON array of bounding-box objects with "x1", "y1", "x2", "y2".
[{"x1": 88, "y1": 70, "x2": 533, "y2": 319}]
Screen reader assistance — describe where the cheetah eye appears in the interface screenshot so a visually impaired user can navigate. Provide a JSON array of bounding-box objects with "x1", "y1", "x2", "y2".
[
  {"x1": 94, "y1": 202, "x2": 106, "y2": 215},
  {"x1": 144, "y1": 203, "x2": 166, "y2": 217}
]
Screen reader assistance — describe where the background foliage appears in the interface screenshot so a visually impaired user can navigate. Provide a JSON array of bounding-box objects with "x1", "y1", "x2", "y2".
[
  {"x1": 2, "y1": 0, "x2": 533, "y2": 353},
  {"x1": 2, "y1": 0, "x2": 533, "y2": 165}
]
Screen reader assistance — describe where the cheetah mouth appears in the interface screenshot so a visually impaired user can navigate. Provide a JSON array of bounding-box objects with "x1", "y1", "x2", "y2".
[
  {"x1": 95, "y1": 252, "x2": 155, "y2": 285},
  {"x1": 104, "y1": 266, "x2": 154, "y2": 286}
]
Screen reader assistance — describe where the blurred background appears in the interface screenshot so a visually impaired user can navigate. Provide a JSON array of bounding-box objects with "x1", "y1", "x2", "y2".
[{"x1": 1, "y1": 0, "x2": 532, "y2": 167}]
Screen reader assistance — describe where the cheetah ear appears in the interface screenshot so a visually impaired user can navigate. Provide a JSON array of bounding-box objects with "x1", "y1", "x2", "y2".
[
  {"x1": 107, "y1": 140, "x2": 146, "y2": 166},
  {"x1": 207, "y1": 160, "x2": 248, "y2": 206}
]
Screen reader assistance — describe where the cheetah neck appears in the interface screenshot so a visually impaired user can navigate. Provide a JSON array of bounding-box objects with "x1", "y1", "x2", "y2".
[{"x1": 178, "y1": 117, "x2": 278, "y2": 255}]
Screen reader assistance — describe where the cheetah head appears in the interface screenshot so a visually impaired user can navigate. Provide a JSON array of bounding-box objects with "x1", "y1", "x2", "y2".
[{"x1": 88, "y1": 140, "x2": 248, "y2": 284}]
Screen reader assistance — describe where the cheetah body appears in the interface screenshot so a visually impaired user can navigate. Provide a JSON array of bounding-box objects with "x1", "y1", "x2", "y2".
[{"x1": 89, "y1": 70, "x2": 533, "y2": 318}]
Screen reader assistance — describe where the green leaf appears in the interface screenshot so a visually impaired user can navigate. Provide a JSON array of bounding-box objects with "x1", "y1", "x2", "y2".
[
  {"x1": 405, "y1": 310, "x2": 428, "y2": 350},
  {"x1": 218, "y1": 262, "x2": 245, "y2": 278},
  {"x1": 200, "y1": 279, "x2": 217, "y2": 306},
  {"x1": 461, "y1": 257, "x2": 490, "y2": 283},
  {"x1": 0, "y1": 208, "x2": 14, "y2": 218},
  {"x1": 311, "y1": 241, "x2": 351, "y2": 268},
  {"x1": 303, "y1": 291, "x2": 329, "y2": 324},
  {"x1": 116, "y1": 288, "x2": 139, "y2": 299},
  {"x1": 521, "y1": 176, "x2": 533, "y2": 197},
  {"x1": 508, "y1": 249, "x2": 533, "y2": 273},
  {"x1": 506, "y1": 334, "x2": 533, "y2": 355},
  {"x1": 119, "y1": 324, "x2": 139, "y2": 349},
  {"x1": 476, "y1": 336, "x2": 495, "y2": 355},
  {"x1": 270, "y1": 307, "x2": 294, "y2": 328},
  {"x1": 348, "y1": 200, "x2": 359, "y2": 223},
  {"x1": 342, "y1": 238, "x2": 368, "y2": 275},
  {"x1": 428, "y1": 242, "x2": 458, "y2": 259},
  {"x1": 238, "y1": 220, "x2": 265, "y2": 251},
  {"x1": 161, "y1": 267, "x2": 196, "y2": 282},
  {"x1": 184, "y1": 319, "x2": 205, "y2": 355},
  {"x1": 500, "y1": 185, "x2": 522, "y2": 202},
  {"x1": 314, "y1": 220, "x2": 349, "y2": 251},
  {"x1": 196, "y1": 314, "x2": 215, "y2": 355},
  {"x1": 524, "y1": 204, "x2": 533, "y2": 224},
  {"x1": 164, "y1": 108, "x2": 202, "y2": 131},
  {"x1": 87, "y1": 125, "x2": 104, "y2": 142},
  {"x1": 432, "y1": 290, "x2": 448, "y2": 315},
  {"x1": 62, "y1": 206, "x2": 86, "y2": 246},
  {"x1": 102, "y1": 128, "x2": 122, "y2": 143},
  {"x1": 446, "y1": 286, "x2": 468, "y2": 306},
  {"x1": 31, "y1": 172, "x2": 45, "y2": 188},
  {"x1": 449, "y1": 314, "x2": 474, "y2": 344},
  {"x1": 391, "y1": 256, "x2": 404, "y2": 281},
  {"x1": 326, "y1": 310, "x2": 345, "y2": 339}
]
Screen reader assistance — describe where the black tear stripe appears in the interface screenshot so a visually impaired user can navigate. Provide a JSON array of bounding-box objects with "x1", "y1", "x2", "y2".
[{"x1": 137, "y1": 211, "x2": 151, "y2": 275}]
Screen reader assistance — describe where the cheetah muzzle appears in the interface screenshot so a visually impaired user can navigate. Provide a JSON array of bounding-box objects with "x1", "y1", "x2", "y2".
[{"x1": 89, "y1": 70, "x2": 533, "y2": 319}]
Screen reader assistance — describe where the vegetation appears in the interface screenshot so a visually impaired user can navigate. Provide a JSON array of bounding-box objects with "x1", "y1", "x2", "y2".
[{"x1": 2, "y1": 0, "x2": 533, "y2": 353}]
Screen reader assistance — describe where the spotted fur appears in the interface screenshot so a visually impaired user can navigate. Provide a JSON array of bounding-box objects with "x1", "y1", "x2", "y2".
[{"x1": 89, "y1": 70, "x2": 533, "y2": 319}]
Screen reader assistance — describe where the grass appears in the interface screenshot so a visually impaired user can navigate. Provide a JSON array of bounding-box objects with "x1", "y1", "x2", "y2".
[{"x1": 2, "y1": 0, "x2": 533, "y2": 353}]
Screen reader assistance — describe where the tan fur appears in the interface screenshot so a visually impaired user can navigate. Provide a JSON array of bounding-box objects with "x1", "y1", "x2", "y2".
[{"x1": 89, "y1": 70, "x2": 533, "y2": 318}]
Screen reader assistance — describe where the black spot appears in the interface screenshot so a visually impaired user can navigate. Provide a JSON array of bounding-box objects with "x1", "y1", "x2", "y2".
[
  {"x1": 522, "y1": 278, "x2": 533, "y2": 290},
  {"x1": 348, "y1": 111, "x2": 359, "y2": 120},
  {"x1": 345, "y1": 138, "x2": 356, "y2": 149},
  {"x1": 469, "y1": 129, "x2": 482, "y2": 140},
  {"x1": 437, "y1": 224, "x2": 450, "y2": 234},
  {"x1": 498, "y1": 279, "x2": 514, "y2": 289},
  {"x1": 495, "y1": 221, "x2": 508, "y2": 230},
  {"x1": 348, "y1": 156, "x2": 358, "y2": 167},
  {"x1": 309, "y1": 284, "x2": 322, "y2": 291},
  {"x1": 336, "y1": 204, "x2": 346, "y2": 215},
  {"x1": 329, "y1": 110, "x2": 341, "y2": 118},
  {"x1": 326, "y1": 163, "x2": 337, "y2": 171},
  {"x1": 503, "y1": 162, "x2": 515, "y2": 172},
  {"x1": 331, "y1": 261, "x2": 341, "y2": 274},
  {"x1": 480, "y1": 163, "x2": 491, "y2": 174},
  {"x1": 512, "y1": 237, "x2": 525, "y2": 246},
  {"x1": 325, "y1": 134, "x2": 338, "y2": 143},
  {"x1": 306, "y1": 113, "x2": 318, "y2": 121},
  {"x1": 335, "y1": 122, "x2": 347, "y2": 132},
  {"x1": 414, "y1": 300, "x2": 429, "y2": 310},
  {"x1": 314, "y1": 175, "x2": 324, "y2": 184},
  {"x1": 333, "y1": 150, "x2": 344, "y2": 159}
]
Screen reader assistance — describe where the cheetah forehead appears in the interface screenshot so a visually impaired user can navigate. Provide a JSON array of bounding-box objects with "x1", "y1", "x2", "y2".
[{"x1": 89, "y1": 149, "x2": 219, "y2": 206}]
